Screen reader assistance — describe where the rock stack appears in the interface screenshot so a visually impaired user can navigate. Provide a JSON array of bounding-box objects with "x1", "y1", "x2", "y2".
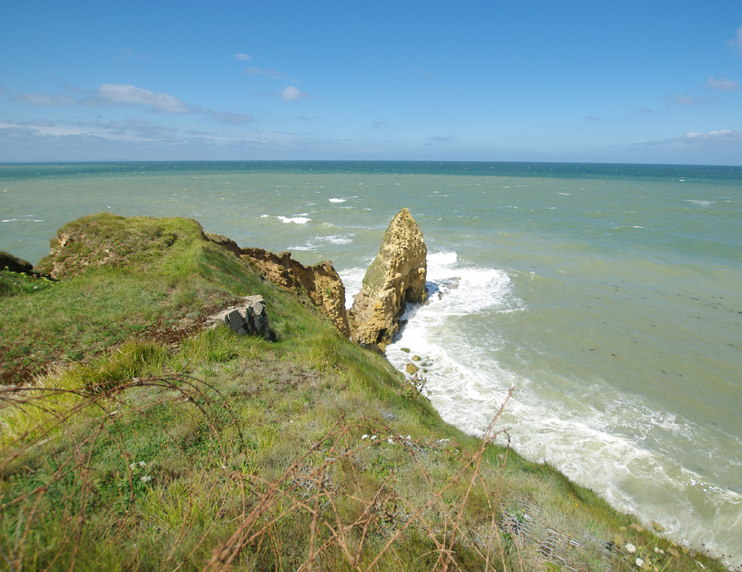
[{"x1": 349, "y1": 208, "x2": 427, "y2": 350}]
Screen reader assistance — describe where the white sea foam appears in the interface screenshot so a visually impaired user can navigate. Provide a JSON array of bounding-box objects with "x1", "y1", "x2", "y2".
[
  {"x1": 277, "y1": 216, "x2": 311, "y2": 224},
  {"x1": 379, "y1": 250, "x2": 742, "y2": 567},
  {"x1": 329, "y1": 198, "x2": 346, "y2": 203},
  {"x1": 326, "y1": 235, "x2": 352, "y2": 245},
  {"x1": 290, "y1": 234, "x2": 356, "y2": 252},
  {"x1": 339, "y1": 267, "x2": 367, "y2": 309},
  {"x1": 685, "y1": 200, "x2": 712, "y2": 207}
]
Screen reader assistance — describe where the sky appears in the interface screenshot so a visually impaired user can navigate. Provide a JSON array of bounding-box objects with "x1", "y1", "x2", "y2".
[{"x1": 1, "y1": 0, "x2": 741, "y2": 165}]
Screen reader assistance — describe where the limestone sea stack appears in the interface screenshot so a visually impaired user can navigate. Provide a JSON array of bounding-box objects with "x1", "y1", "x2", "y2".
[{"x1": 349, "y1": 208, "x2": 427, "y2": 349}]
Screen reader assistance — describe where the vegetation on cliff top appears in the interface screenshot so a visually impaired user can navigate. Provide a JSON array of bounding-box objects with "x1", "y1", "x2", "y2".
[{"x1": 0, "y1": 213, "x2": 728, "y2": 571}]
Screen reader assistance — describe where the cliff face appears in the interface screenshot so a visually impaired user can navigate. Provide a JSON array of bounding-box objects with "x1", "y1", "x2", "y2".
[
  {"x1": 240, "y1": 248, "x2": 351, "y2": 339},
  {"x1": 349, "y1": 208, "x2": 427, "y2": 348}
]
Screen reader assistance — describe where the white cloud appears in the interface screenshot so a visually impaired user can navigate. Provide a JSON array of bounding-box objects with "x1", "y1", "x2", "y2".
[
  {"x1": 98, "y1": 84, "x2": 192, "y2": 113},
  {"x1": 17, "y1": 93, "x2": 74, "y2": 106},
  {"x1": 707, "y1": 77, "x2": 740, "y2": 91},
  {"x1": 244, "y1": 67, "x2": 290, "y2": 80},
  {"x1": 118, "y1": 47, "x2": 149, "y2": 60},
  {"x1": 728, "y1": 26, "x2": 742, "y2": 52},
  {"x1": 279, "y1": 86, "x2": 310, "y2": 101},
  {"x1": 192, "y1": 106, "x2": 253, "y2": 125},
  {"x1": 233, "y1": 53, "x2": 253, "y2": 61},
  {"x1": 665, "y1": 94, "x2": 709, "y2": 105},
  {"x1": 683, "y1": 129, "x2": 742, "y2": 142}
]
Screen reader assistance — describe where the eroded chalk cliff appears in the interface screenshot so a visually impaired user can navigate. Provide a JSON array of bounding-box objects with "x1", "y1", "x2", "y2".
[
  {"x1": 348, "y1": 208, "x2": 427, "y2": 349},
  {"x1": 239, "y1": 247, "x2": 351, "y2": 339}
]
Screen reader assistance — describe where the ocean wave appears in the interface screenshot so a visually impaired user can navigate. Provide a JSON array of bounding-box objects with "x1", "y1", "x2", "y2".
[
  {"x1": 277, "y1": 215, "x2": 311, "y2": 224},
  {"x1": 685, "y1": 200, "x2": 712, "y2": 207},
  {"x1": 290, "y1": 233, "x2": 356, "y2": 253},
  {"x1": 381, "y1": 250, "x2": 742, "y2": 566},
  {"x1": 339, "y1": 267, "x2": 367, "y2": 309},
  {"x1": 329, "y1": 198, "x2": 346, "y2": 203}
]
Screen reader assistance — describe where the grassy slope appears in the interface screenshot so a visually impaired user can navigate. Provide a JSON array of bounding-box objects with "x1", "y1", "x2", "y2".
[{"x1": 0, "y1": 213, "x2": 727, "y2": 571}]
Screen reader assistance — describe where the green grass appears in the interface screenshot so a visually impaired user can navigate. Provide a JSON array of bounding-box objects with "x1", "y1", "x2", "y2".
[{"x1": 0, "y1": 214, "x2": 730, "y2": 571}]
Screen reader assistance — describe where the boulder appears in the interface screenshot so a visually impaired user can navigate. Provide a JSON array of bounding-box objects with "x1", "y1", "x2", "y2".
[
  {"x1": 210, "y1": 295, "x2": 272, "y2": 339},
  {"x1": 349, "y1": 208, "x2": 427, "y2": 348},
  {"x1": 240, "y1": 248, "x2": 350, "y2": 338},
  {"x1": 0, "y1": 251, "x2": 33, "y2": 274}
]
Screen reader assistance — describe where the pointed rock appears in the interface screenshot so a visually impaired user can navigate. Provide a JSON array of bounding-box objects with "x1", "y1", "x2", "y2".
[{"x1": 349, "y1": 208, "x2": 427, "y2": 348}]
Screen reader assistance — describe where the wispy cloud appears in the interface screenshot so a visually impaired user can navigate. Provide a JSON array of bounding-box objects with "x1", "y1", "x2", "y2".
[
  {"x1": 412, "y1": 66, "x2": 432, "y2": 78},
  {"x1": 16, "y1": 93, "x2": 75, "y2": 106},
  {"x1": 233, "y1": 53, "x2": 253, "y2": 61},
  {"x1": 244, "y1": 67, "x2": 290, "y2": 80},
  {"x1": 96, "y1": 84, "x2": 192, "y2": 113},
  {"x1": 96, "y1": 85, "x2": 253, "y2": 123},
  {"x1": 16, "y1": 83, "x2": 253, "y2": 126},
  {"x1": 683, "y1": 129, "x2": 742, "y2": 143},
  {"x1": 585, "y1": 116, "x2": 601, "y2": 121},
  {"x1": 728, "y1": 25, "x2": 742, "y2": 52},
  {"x1": 118, "y1": 47, "x2": 149, "y2": 60},
  {"x1": 192, "y1": 106, "x2": 253, "y2": 125},
  {"x1": 278, "y1": 86, "x2": 311, "y2": 101},
  {"x1": 430, "y1": 135, "x2": 453, "y2": 142},
  {"x1": 639, "y1": 129, "x2": 742, "y2": 151},
  {"x1": 665, "y1": 94, "x2": 709, "y2": 106},
  {"x1": 707, "y1": 77, "x2": 740, "y2": 91}
]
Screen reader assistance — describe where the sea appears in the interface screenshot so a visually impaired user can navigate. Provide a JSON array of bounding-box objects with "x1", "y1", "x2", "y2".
[{"x1": 1, "y1": 161, "x2": 741, "y2": 566}]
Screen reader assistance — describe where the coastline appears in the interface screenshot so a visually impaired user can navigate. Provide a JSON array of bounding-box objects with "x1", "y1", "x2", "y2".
[{"x1": 0, "y1": 212, "x2": 733, "y2": 571}]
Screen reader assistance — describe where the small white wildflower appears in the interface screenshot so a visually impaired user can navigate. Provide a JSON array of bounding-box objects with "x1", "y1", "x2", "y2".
[
  {"x1": 138, "y1": 461, "x2": 147, "y2": 467},
  {"x1": 140, "y1": 475, "x2": 152, "y2": 483},
  {"x1": 625, "y1": 543, "x2": 637, "y2": 554},
  {"x1": 371, "y1": 435, "x2": 377, "y2": 440},
  {"x1": 635, "y1": 558, "x2": 644, "y2": 568},
  {"x1": 129, "y1": 463, "x2": 136, "y2": 470},
  {"x1": 361, "y1": 434, "x2": 369, "y2": 440},
  {"x1": 387, "y1": 437, "x2": 395, "y2": 444}
]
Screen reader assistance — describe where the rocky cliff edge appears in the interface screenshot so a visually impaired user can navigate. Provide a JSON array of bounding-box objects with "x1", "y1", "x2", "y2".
[{"x1": 239, "y1": 247, "x2": 351, "y2": 339}]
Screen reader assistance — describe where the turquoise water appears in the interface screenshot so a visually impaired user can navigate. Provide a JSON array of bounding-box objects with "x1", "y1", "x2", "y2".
[{"x1": 2, "y1": 161, "x2": 741, "y2": 566}]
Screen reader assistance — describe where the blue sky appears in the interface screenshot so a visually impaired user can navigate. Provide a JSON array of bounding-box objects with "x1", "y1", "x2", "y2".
[{"x1": 1, "y1": 0, "x2": 741, "y2": 164}]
